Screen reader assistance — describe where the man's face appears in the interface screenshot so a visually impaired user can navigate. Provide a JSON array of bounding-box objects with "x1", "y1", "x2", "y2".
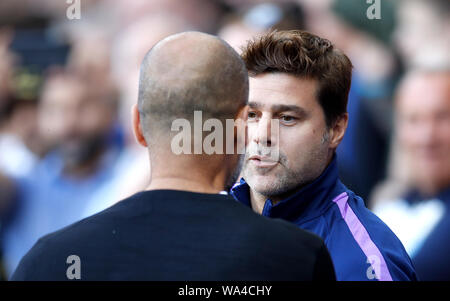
[
  {"x1": 242, "y1": 73, "x2": 333, "y2": 199},
  {"x1": 39, "y1": 78, "x2": 115, "y2": 166},
  {"x1": 396, "y1": 73, "x2": 450, "y2": 192}
]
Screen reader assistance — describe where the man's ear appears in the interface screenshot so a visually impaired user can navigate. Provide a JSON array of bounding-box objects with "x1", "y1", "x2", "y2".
[
  {"x1": 328, "y1": 113, "x2": 348, "y2": 149},
  {"x1": 131, "y1": 104, "x2": 148, "y2": 147}
]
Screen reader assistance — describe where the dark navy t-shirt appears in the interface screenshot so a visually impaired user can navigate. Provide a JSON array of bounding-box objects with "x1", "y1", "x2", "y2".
[{"x1": 11, "y1": 190, "x2": 335, "y2": 281}]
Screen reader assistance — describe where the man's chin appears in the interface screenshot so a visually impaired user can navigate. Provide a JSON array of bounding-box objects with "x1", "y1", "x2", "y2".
[{"x1": 245, "y1": 174, "x2": 281, "y2": 194}]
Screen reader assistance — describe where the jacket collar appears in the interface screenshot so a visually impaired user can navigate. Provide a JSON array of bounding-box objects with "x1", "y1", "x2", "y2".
[{"x1": 231, "y1": 155, "x2": 343, "y2": 222}]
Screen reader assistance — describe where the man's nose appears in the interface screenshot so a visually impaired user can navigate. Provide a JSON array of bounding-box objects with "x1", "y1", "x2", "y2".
[
  {"x1": 415, "y1": 119, "x2": 439, "y2": 147},
  {"x1": 252, "y1": 115, "x2": 278, "y2": 147},
  {"x1": 62, "y1": 111, "x2": 81, "y2": 138}
]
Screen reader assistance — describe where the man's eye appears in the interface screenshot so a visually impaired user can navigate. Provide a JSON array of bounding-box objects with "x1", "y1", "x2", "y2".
[
  {"x1": 247, "y1": 111, "x2": 258, "y2": 119},
  {"x1": 280, "y1": 115, "x2": 297, "y2": 123}
]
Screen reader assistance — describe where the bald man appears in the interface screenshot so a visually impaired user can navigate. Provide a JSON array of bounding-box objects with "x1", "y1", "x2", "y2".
[{"x1": 11, "y1": 32, "x2": 335, "y2": 281}]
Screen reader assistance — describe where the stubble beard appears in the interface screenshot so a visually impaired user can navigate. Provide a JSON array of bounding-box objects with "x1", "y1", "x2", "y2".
[{"x1": 243, "y1": 131, "x2": 330, "y2": 199}]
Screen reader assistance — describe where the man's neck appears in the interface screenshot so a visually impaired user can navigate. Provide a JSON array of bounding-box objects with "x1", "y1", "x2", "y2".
[
  {"x1": 147, "y1": 152, "x2": 233, "y2": 195},
  {"x1": 249, "y1": 189, "x2": 286, "y2": 214},
  {"x1": 147, "y1": 161, "x2": 229, "y2": 195},
  {"x1": 249, "y1": 189, "x2": 267, "y2": 214}
]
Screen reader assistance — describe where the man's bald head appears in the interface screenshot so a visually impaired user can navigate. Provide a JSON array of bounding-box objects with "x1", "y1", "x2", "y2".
[{"x1": 137, "y1": 31, "x2": 248, "y2": 145}]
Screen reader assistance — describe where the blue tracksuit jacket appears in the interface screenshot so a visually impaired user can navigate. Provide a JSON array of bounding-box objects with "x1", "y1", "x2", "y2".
[{"x1": 230, "y1": 157, "x2": 418, "y2": 281}]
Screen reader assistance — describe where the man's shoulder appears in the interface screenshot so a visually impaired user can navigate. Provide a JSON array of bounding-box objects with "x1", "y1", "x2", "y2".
[
  {"x1": 212, "y1": 194, "x2": 326, "y2": 252},
  {"x1": 258, "y1": 216, "x2": 325, "y2": 250},
  {"x1": 10, "y1": 193, "x2": 145, "y2": 280},
  {"x1": 345, "y1": 191, "x2": 409, "y2": 247},
  {"x1": 324, "y1": 189, "x2": 418, "y2": 281},
  {"x1": 323, "y1": 189, "x2": 406, "y2": 244},
  {"x1": 217, "y1": 201, "x2": 333, "y2": 280},
  {"x1": 40, "y1": 190, "x2": 149, "y2": 242}
]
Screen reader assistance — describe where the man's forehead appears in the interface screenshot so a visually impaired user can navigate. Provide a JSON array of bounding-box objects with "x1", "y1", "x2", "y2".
[
  {"x1": 397, "y1": 76, "x2": 450, "y2": 114},
  {"x1": 43, "y1": 84, "x2": 84, "y2": 105},
  {"x1": 248, "y1": 73, "x2": 318, "y2": 109},
  {"x1": 249, "y1": 72, "x2": 316, "y2": 86}
]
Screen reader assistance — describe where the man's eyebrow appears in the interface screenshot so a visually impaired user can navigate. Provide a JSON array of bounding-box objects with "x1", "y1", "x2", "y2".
[
  {"x1": 270, "y1": 104, "x2": 307, "y2": 115},
  {"x1": 248, "y1": 102, "x2": 308, "y2": 116},
  {"x1": 247, "y1": 101, "x2": 262, "y2": 109}
]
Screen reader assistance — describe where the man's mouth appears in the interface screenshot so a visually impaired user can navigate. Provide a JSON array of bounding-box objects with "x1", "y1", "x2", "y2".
[{"x1": 248, "y1": 155, "x2": 279, "y2": 168}]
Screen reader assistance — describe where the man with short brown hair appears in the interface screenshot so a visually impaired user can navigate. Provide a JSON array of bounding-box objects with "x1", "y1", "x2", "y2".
[{"x1": 231, "y1": 30, "x2": 417, "y2": 281}]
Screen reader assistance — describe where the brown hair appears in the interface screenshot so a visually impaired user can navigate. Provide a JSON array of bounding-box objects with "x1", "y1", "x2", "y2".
[{"x1": 241, "y1": 30, "x2": 353, "y2": 127}]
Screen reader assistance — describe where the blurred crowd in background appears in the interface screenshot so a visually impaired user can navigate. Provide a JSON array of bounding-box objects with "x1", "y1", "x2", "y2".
[{"x1": 0, "y1": 0, "x2": 449, "y2": 280}]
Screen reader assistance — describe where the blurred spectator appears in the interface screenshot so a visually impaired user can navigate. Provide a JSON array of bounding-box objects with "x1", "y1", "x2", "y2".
[
  {"x1": 0, "y1": 71, "x2": 123, "y2": 277},
  {"x1": 394, "y1": 0, "x2": 450, "y2": 69},
  {"x1": 219, "y1": 1, "x2": 305, "y2": 52},
  {"x1": 66, "y1": 33, "x2": 112, "y2": 91},
  {"x1": 0, "y1": 34, "x2": 41, "y2": 224},
  {"x1": 373, "y1": 70, "x2": 450, "y2": 280},
  {"x1": 109, "y1": 0, "x2": 225, "y2": 33},
  {"x1": 0, "y1": 28, "x2": 15, "y2": 128},
  {"x1": 0, "y1": 69, "x2": 41, "y2": 179}
]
